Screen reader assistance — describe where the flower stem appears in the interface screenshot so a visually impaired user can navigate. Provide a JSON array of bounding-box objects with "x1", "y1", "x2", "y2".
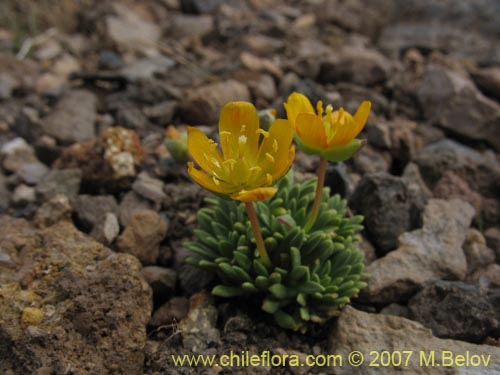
[
  {"x1": 305, "y1": 157, "x2": 327, "y2": 231},
  {"x1": 245, "y1": 202, "x2": 272, "y2": 268}
]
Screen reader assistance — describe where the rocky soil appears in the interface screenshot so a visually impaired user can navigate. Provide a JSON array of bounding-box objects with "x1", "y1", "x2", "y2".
[{"x1": 0, "y1": 0, "x2": 499, "y2": 374}]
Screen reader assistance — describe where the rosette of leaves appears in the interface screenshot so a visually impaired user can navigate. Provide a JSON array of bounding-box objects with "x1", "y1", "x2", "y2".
[{"x1": 185, "y1": 172, "x2": 368, "y2": 331}]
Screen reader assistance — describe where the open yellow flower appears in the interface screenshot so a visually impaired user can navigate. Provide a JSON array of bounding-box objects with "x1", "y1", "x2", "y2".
[
  {"x1": 187, "y1": 101, "x2": 295, "y2": 202},
  {"x1": 284, "y1": 92, "x2": 371, "y2": 162}
]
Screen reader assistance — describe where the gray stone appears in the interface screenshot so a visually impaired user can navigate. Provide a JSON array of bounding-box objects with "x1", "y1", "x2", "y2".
[
  {"x1": 417, "y1": 65, "x2": 500, "y2": 151},
  {"x1": 41, "y1": 90, "x2": 97, "y2": 144},
  {"x1": 169, "y1": 14, "x2": 214, "y2": 39},
  {"x1": 11, "y1": 184, "x2": 36, "y2": 205},
  {"x1": 120, "y1": 55, "x2": 175, "y2": 82},
  {"x1": 180, "y1": 0, "x2": 222, "y2": 14},
  {"x1": 17, "y1": 162, "x2": 49, "y2": 185},
  {"x1": 0, "y1": 217, "x2": 152, "y2": 375},
  {"x1": 116, "y1": 209, "x2": 168, "y2": 265},
  {"x1": 362, "y1": 199, "x2": 474, "y2": 304},
  {"x1": 468, "y1": 264, "x2": 500, "y2": 289},
  {"x1": 350, "y1": 173, "x2": 416, "y2": 253},
  {"x1": 179, "y1": 292, "x2": 220, "y2": 352},
  {"x1": 180, "y1": 80, "x2": 251, "y2": 125},
  {"x1": 462, "y1": 229, "x2": 495, "y2": 276},
  {"x1": 106, "y1": 4, "x2": 161, "y2": 52},
  {"x1": 325, "y1": 162, "x2": 355, "y2": 199},
  {"x1": 72, "y1": 195, "x2": 119, "y2": 243},
  {"x1": 319, "y1": 46, "x2": 392, "y2": 86},
  {"x1": 0, "y1": 171, "x2": 10, "y2": 211},
  {"x1": 149, "y1": 297, "x2": 189, "y2": 327},
  {"x1": 118, "y1": 191, "x2": 154, "y2": 227},
  {"x1": 141, "y1": 266, "x2": 177, "y2": 303},
  {"x1": 433, "y1": 171, "x2": 482, "y2": 218},
  {"x1": 329, "y1": 306, "x2": 500, "y2": 374},
  {"x1": 0, "y1": 72, "x2": 16, "y2": 99},
  {"x1": 484, "y1": 227, "x2": 500, "y2": 261},
  {"x1": 408, "y1": 281, "x2": 500, "y2": 342},
  {"x1": 1, "y1": 137, "x2": 39, "y2": 174},
  {"x1": 103, "y1": 213, "x2": 120, "y2": 244},
  {"x1": 470, "y1": 66, "x2": 500, "y2": 100},
  {"x1": 414, "y1": 139, "x2": 500, "y2": 198},
  {"x1": 36, "y1": 169, "x2": 82, "y2": 200},
  {"x1": 34, "y1": 194, "x2": 72, "y2": 228},
  {"x1": 132, "y1": 172, "x2": 167, "y2": 204}
]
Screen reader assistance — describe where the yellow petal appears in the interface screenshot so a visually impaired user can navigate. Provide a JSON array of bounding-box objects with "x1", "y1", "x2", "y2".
[
  {"x1": 269, "y1": 145, "x2": 295, "y2": 182},
  {"x1": 256, "y1": 119, "x2": 294, "y2": 182},
  {"x1": 231, "y1": 187, "x2": 277, "y2": 202},
  {"x1": 351, "y1": 101, "x2": 371, "y2": 139},
  {"x1": 187, "y1": 162, "x2": 234, "y2": 194},
  {"x1": 329, "y1": 101, "x2": 371, "y2": 146},
  {"x1": 284, "y1": 92, "x2": 315, "y2": 127},
  {"x1": 295, "y1": 112, "x2": 327, "y2": 150},
  {"x1": 218, "y1": 101, "x2": 259, "y2": 160},
  {"x1": 187, "y1": 127, "x2": 224, "y2": 175}
]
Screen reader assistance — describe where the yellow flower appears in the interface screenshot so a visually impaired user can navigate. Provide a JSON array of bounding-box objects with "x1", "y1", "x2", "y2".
[
  {"x1": 284, "y1": 92, "x2": 371, "y2": 162},
  {"x1": 187, "y1": 101, "x2": 295, "y2": 202}
]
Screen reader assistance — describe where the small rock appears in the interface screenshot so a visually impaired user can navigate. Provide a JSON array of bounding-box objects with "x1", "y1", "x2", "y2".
[
  {"x1": 141, "y1": 266, "x2": 177, "y2": 304},
  {"x1": 414, "y1": 139, "x2": 500, "y2": 197},
  {"x1": 12, "y1": 184, "x2": 36, "y2": 205},
  {"x1": 149, "y1": 297, "x2": 189, "y2": 327},
  {"x1": 362, "y1": 199, "x2": 474, "y2": 304},
  {"x1": 169, "y1": 14, "x2": 214, "y2": 39},
  {"x1": 246, "y1": 73, "x2": 277, "y2": 101},
  {"x1": 116, "y1": 210, "x2": 168, "y2": 265},
  {"x1": 242, "y1": 35, "x2": 284, "y2": 55},
  {"x1": 358, "y1": 236, "x2": 377, "y2": 265},
  {"x1": 350, "y1": 173, "x2": 417, "y2": 253},
  {"x1": 21, "y1": 307, "x2": 44, "y2": 326},
  {"x1": 121, "y1": 55, "x2": 175, "y2": 82},
  {"x1": 364, "y1": 120, "x2": 392, "y2": 149},
  {"x1": 408, "y1": 281, "x2": 500, "y2": 342},
  {"x1": 463, "y1": 229, "x2": 495, "y2": 276},
  {"x1": 352, "y1": 145, "x2": 390, "y2": 174},
  {"x1": 470, "y1": 66, "x2": 500, "y2": 100},
  {"x1": 0, "y1": 172, "x2": 10, "y2": 211},
  {"x1": 180, "y1": 80, "x2": 251, "y2": 125},
  {"x1": 132, "y1": 172, "x2": 167, "y2": 204},
  {"x1": 17, "y1": 162, "x2": 49, "y2": 185},
  {"x1": 180, "y1": 0, "x2": 222, "y2": 14},
  {"x1": 468, "y1": 264, "x2": 500, "y2": 289},
  {"x1": 143, "y1": 100, "x2": 178, "y2": 125},
  {"x1": 34, "y1": 73, "x2": 67, "y2": 94},
  {"x1": 179, "y1": 291, "x2": 220, "y2": 352},
  {"x1": 484, "y1": 227, "x2": 500, "y2": 261},
  {"x1": 36, "y1": 169, "x2": 82, "y2": 200},
  {"x1": 1, "y1": 137, "x2": 39, "y2": 174},
  {"x1": 0, "y1": 72, "x2": 16, "y2": 99},
  {"x1": 98, "y1": 50, "x2": 124, "y2": 70},
  {"x1": 417, "y1": 65, "x2": 500, "y2": 151},
  {"x1": 325, "y1": 162, "x2": 355, "y2": 199},
  {"x1": 433, "y1": 171, "x2": 482, "y2": 218},
  {"x1": 106, "y1": 4, "x2": 161, "y2": 52},
  {"x1": 118, "y1": 191, "x2": 154, "y2": 227},
  {"x1": 319, "y1": 46, "x2": 392, "y2": 86},
  {"x1": 34, "y1": 194, "x2": 72, "y2": 228},
  {"x1": 240, "y1": 52, "x2": 283, "y2": 78},
  {"x1": 52, "y1": 54, "x2": 80, "y2": 78},
  {"x1": 41, "y1": 89, "x2": 97, "y2": 144},
  {"x1": 72, "y1": 195, "x2": 119, "y2": 243},
  {"x1": 379, "y1": 303, "x2": 410, "y2": 318},
  {"x1": 329, "y1": 306, "x2": 500, "y2": 374},
  {"x1": 102, "y1": 213, "x2": 120, "y2": 244}
]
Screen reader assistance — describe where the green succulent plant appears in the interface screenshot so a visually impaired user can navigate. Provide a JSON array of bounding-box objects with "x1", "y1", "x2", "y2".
[{"x1": 185, "y1": 171, "x2": 368, "y2": 332}]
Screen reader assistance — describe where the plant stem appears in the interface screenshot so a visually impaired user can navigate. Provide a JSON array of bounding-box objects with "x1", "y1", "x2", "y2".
[
  {"x1": 305, "y1": 157, "x2": 327, "y2": 231},
  {"x1": 245, "y1": 202, "x2": 272, "y2": 268}
]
